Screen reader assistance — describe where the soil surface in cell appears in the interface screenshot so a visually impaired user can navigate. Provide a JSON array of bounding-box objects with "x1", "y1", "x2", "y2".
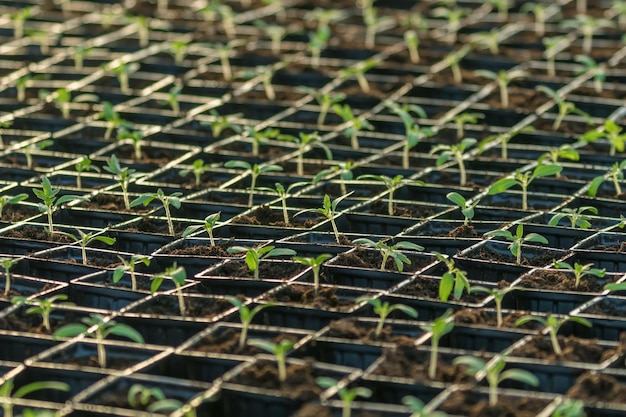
[
  {"x1": 510, "y1": 334, "x2": 619, "y2": 363},
  {"x1": 265, "y1": 284, "x2": 362, "y2": 311},
  {"x1": 333, "y1": 247, "x2": 429, "y2": 273},
  {"x1": 210, "y1": 261, "x2": 304, "y2": 280},
  {"x1": 567, "y1": 372, "x2": 626, "y2": 404},
  {"x1": 232, "y1": 205, "x2": 320, "y2": 228},
  {"x1": 189, "y1": 327, "x2": 298, "y2": 355},
  {"x1": 130, "y1": 296, "x2": 232, "y2": 318},
  {"x1": 324, "y1": 317, "x2": 415, "y2": 345},
  {"x1": 519, "y1": 269, "x2": 614, "y2": 292},
  {"x1": 438, "y1": 390, "x2": 551, "y2": 417},
  {"x1": 395, "y1": 275, "x2": 484, "y2": 303}
]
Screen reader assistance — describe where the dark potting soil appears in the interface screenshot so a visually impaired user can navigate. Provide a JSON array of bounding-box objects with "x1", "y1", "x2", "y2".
[
  {"x1": 567, "y1": 372, "x2": 626, "y2": 404},
  {"x1": 291, "y1": 404, "x2": 382, "y2": 417},
  {"x1": 189, "y1": 327, "x2": 298, "y2": 355},
  {"x1": 334, "y1": 247, "x2": 429, "y2": 274},
  {"x1": 5, "y1": 225, "x2": 73, "y2": 243},
  {"x1": 367, "y1": 199, "x2": 438, "y2": 218},
  {"x1": 509, "y1": 334, "x2": 618, "y2": 363},
  {"x1": 584, "y1": 300, "x2": 626, "y2": 317},
  {"x1": 265, "y1": 284, "x2": 363, "y2": 311},
  {"x1": 324, "y1": 318, "x2": 415, "y2": 345},
  {"x1": 130, "y1": 296, "x2": 232, "y2": 318},
  {"x1": 121, "y1": 217, "x2": 185, "y2": 235},
  {"x1": 589, "y1": 242, "x2": 626, "y2": 252},
  {"x1": 0, "y1": 310, "x2": 81, "y2": 334},
  {"x1": 483, "y1": 86, "x2": 548, "y2": 111},
  {"x1": 395, "y1": 275, "x2": 484, "y2": 304},
  {"x1": 231, "y1": 205, "x2": 320, "y2": 228},
  {"x1": 113, "y1": 144, "x2": 177, "y2": 165},
  {"x1": 230, "y1": 359, "x2": 321, "y2": 401},
  {"x1": 79, "y1": 193, "x2": 150, "y2": 212},
  {"x1": 437, "y1": 390, "x2": 550, "y2": 417},
  {"x1": 454, "y1": 308, "x2": 536, "y2": 330},
  {"x1": 1, "y1": 205, "x2": 39, "y2": 222},
  {"x1": 61, "y1": 355, "x2": 136, "y2": 370},
  {"x1": 475, "y1": 246, "x2": 558, "y2": 267},
  {"x1": 447, "y1": 224, "x2": 479, "y2": 238},
  {"x1": 519, "y1": 269, "x2": 614, "y2": 293},
  {"x1": 211, "y1": 261, "x2": 305, "y2": 280},
  {"x1": 162, "y1": 240, "x2": 235, "y2": 257}
]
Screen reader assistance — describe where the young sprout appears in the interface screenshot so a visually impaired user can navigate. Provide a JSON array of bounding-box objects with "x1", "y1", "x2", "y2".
[
  {"x1": 432, "y1": 7, "x2": 465, "y2": 44},
  {"x1": 179, "y1": 159, "x2": 216, "y2": 187},
  {"x1": 404, "y1": 30, "x2": 420, "y2": 63},
  {"x1": 385, "y1": 101, "x2": 432, "y2": 169},
  {"x1": 515, "y1": 314, "x2": 592, "y2": 356},
  {"x1": 488, "y1": 163, "x2": 563, "y2": 210},
  {"x1": 113, "y1": 255, "x2": 151, "y2": 291},
  {"x1": 0, "y1": 379, "x2": 69, "y2": 417},
  {"x1": 362, "y1": 6, "x2": 389, "y2": 48},
  {"x1": 484, "y1": 224, "x2": 549, "y2": 265},
  {"x1": 205, "y1": 110, "x2": 242, "y2": 138},
  {"x1": 587, "y1": 160, "x2": 626, "y2": 197},
  {"x1": 542, "y1": 36, "x2": 568, "y2": 77},
  {"x1": 169, "y1": 39, "x2": 189, "y2": 65},
  {"x1": 127, "y1": 383, "x2": 166, "y2": 409},
  {"x1": 433, "y1": 252, "x2": 470, "y2": 302},
  {"x1": 486, "y1": 0, "x2": 510, "y2": 20},
  {"x1": 353, "y1": 238, "x2": 424, "y2": 272},
  {"x1": 15, "y1": 75, "x2": 31, "y2": 102},
  {"x1": 316, "y1": 377, "x2": 372, "y2": 417},
  {"x1": 299, "y1": 88, "x2": 345, "y2": 127},
  {"x1": 313, "y1": 160, "x2": 355, "y2": 196},
  {"x1": 548, "y1": 206, "x2": 598, "y2": 229},
  {"x1": 248, "y1": 339, "x2": 295, "y2": 383},
  {"x1": 470, "y1": 286, "x2": 517, "y2": 328},
  {"x1": 358, "y1": 296, "x2": 418, "y2": 339},
  {"x1": 561, "y1": 15, "x2": 613, "y2": 55},
  {"x1": 612, "y1": 0, "x2": 626, "y2": 29},
  {"x1": 402, "y1": 396, "x2": 449, "y2": 417},
  {"x1": 212, "y1": 40, "x2": 243, "y2": 81},
  {"x1": 296, "y1": 193, "x2": 354, "y2": 244},
  {"x1": 551, "y1": 399, "x2": 587, "y2": 417},
  {"x1": 33, "y1": 176, "x2": 88, "y2": 237},
  {"x1": 279, "y1": 131, "x2": 332, "y2": 176},
  {"x1": 539, "y1": 144, "x2": 580, "y2": 166},
  {"x1": 103, "y1": 154, "x2": 142, "y2": 211},
  {"x1": 150, "y1": 264, "x2": 189, "y2": 316},
  {"x1": 1, "y1": 257, "x2": 20, "y2": 298},
  {"x1": 420, "y1": 309, "x2": 454, "y2": 380},
  {"x1": 228, "y1": 297, "x2": 274, "y2": 349},
  {"x1": 227, "y1": 245, "x2": 297, "y2": 280},
  {"x1": 520, "y1": 2, "x2": 548, "y2": 36},
  {"x1": 55, "y1": 229, "x2": 116, "y2": 265},
  {"x1": 166, "y1": 84, "x2": 182, "y2": 115},
  {"x1": 117, "y1": 127, "x2": 145, "y2": 160},
  {"x1": 580, "y1": 119, "x2": 626, "y2": 157},
  {"x1": 536, "y1": 85, "x2": 592, "y2": 131},
  {"x1": 11, "y1": 294, "x2": 74, "y2": 333},
  {"x1": 451, "y1": 112, "x2": 484, "y2": 139},
  {"x1": 430, "y1": 137, "x2": 477, "y2": 186},
  {"x1": 182, "y1": 212, "x2": 221, "y2": 244},
  {"x1": 553, "y1": 260, "x2": 606, "y2": 290},
  {"x1": 575, "y1": 55, "x2": 606, "y2": 94},
  {"x1": 357, "y1": 174, "x2": 421, "y2": 216},
  {"x1": 453, "y1": 355, "x2": 539, "y2": 406},
  {"x1": 109, "y1": 61, "x2": 140, "y2": 94},
  {"x1": 293, "y1": 254, "x2": 332, "y2": 296},
  {"x1": 0, "y1": 119, "x2": 11, "y2": 149},
  {"x1": 224, "y1": 160, "x2": 283, "y2": 207},
  {"x1": 339, "y1": 58, "x2": 379, "y2": 94},
  {"x1": 54, "y1": 313, "x2": 144, "y2": 368},
  {"x1": 260, "y1": 182, "x2": 309, "y2": 225},
  {"x1": 446, "y1": 192, "x2": 476, "y2": 226},
  {"x1": 469, "y1": 29, "x2": 501, "y2": 55},
  {"x1": 18, "y1": 139, "x2": 53, "y2": 169},
  {"x1": 100, "y1": 102, "x2": 129, "y2": 140},
  {"x1": 333, "y1": 103, "x2": 375, "y2": 150},
  {"x1": 131, "y1": 189, "x2": 182, "y2": 236},
  {"x1": 477, "y1": 126, "x2": 534, "y2": 161},
  {"x1": 474, "y1": 69, "x2": 528, "y2": 108},
  {"x1": 0, "y1": 193, "x2": 28, "y2": 220},
  {"x1": 11, "y1": 7, "x2": 31, "y2": 39},
  {"x1": 241, "y1": 126, "x2": 281, "y2": 157},
  {"x1": 443, "y1": 46, "x2": 470, "y2": 84},
  {"x1": 255, "y1": 21, "x2": 287, "y2": 54},
  {"x1": 74, "y1": 157, "x2": 100, "y2": 189},
  {"x1": 308, "y1": 25, "x2": 330, "y2": 68}
]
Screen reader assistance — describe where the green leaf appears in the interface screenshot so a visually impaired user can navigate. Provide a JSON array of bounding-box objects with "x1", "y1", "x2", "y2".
[
  {"x1": 500, "y1": 369, "x2": 539, "y2": 387},
  {"x1": 446, "y1": 192, "x2": 466, "y2": 207},
  {"x1": 587, "y1": 176, "x2": 605, "y2": 197},
  {"x1": 107, "y1": 323, "x2": 145, "y2": 344},
  {"x1": 439, "y1": 272, "x2": 454, "y2": 302},
  {"x1": 13, "y1": 381, "x2": 70, "y2": 399},
  {"x1": 533, "y1": 164, "x2": 562, "y2": 179},
  {"x1": 53, "y1": 323, "x2": 88, "y2": 339},
  {"x1": 488, "y1": 178, "x2": 518, "y2": 194}
]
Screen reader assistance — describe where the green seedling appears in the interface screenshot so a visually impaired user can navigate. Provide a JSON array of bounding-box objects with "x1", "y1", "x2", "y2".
[
  {"x1": 486, "y1": 0, "x2": 510, "y2": 19},
  {"x1": 453, "y1": 354, "x2": 539, "y2": 406},
  {"x1": 103, "y1": 154, "x2": 142, "y2": 211},
  {"x1": 580, "y1": 119, "x2": 626, "y2": 157},
  {"x1": 520, "y1": 2, "x2": 548, "y2": 36},
  {"x1": 179, "y1": 159, "x2": 217, "y2": 187},
  {"x1": 575, "y1": 55, "x2": 606, "y2": 94},
  {"x1": 205, "y1": 110, "x2": 242, "y2": 138},
  {"x1": 548, "y1": 206, "x2": 598, "y2": 229},
  {"x1": 131, "y1": 189, "x2": 183, "y2": 236},
  {"x1": 165, "y1": 84, "x2": 182, "y2": 115},
  {"x1": 54, "y1": 313, "x2": 144, "y2": 368},
  {"x1": 484, "y1": 224, "x2": 548, "y2": 265},
  {"x1": 433, "y1": 252, "x2": 470, "y2": 302},
  {"x1": 100, "y1": 101, "x2": 129, "y2": 140},
  {"x1": 430, "y1": 137, "x2": 476, "y2": 186},
  {"x1": 17, "y1": 139, "x2": 53, "y2": 169},
  {"x1": 551, "y1": 399, "x2": 587, "y2": 417},
  {"x1": 293, "y1": 254, "x2": 332, "y2": 296},
  {"x1": 11, "y1": 7, "x2": 31, "y2": 39},
  {"x1": 313, "y1": 160, "x2": 355, "y2": 196},
  {"x1": 259, "y1": 182, "x2": 309, "y2": 225},
  {"x1": 515, "y1": 314, "x2": 591, "y2": 356},
  {"x1": 228, "y1": 297, "x2": 274, "y2": 349},
  {"x1": 357, "y1": 174, "x2": 422, "y2": 216},
  {"x1": 420, "y1": 309, "x2": 454, "y2": 380},
  {"x1": 55, "y1": 229, "x2": 116, "y2": 265},
  {"x1": 308, "y1": 25, "x2": 330, "y2": 68},
  {"x1": 34, "y1": 176, "x2": 88, "y2": 237},
  {"x1": 333, "y1": 103, "x2": 374, "y2": 150},
  {"x1": 127, "y1": 383, "x2": 166, "y2": 409},
  {"x1": 109, "y1": 61, "x2": 140, "y2": 94},
  {"x1": 488, "y1": 163, "x2": 563, "y2": 210},
  {"x1": 432, "y1": 7, "x2": 465, "y2": 44},
  {"x1": 470, "y1": 286, "x2": 517, "y2": 328},
  {"x1": 443, "y1": 46, "x2": 469, "y2": 84},
  {"x1": 402, "y1": 396, "x2": 449, "y2": 417},
  {"x1": 385, "y1": 101, "x2": 433, "y2": 169},
  {"x1": 224, "y1": 160, "x2": 283, "y2": 207},
  {"x1": 612, "y1": 0, "x2": 626, "y2": 29},
  {"x1": 539, "y1": 144, "x2": 580, "y2": 166},
  {"x1": 243, "y1": 126, "x2": 281, "y2": 157},
  {"x1": 134, "y1": 15, "x2": 150, "y2": 47},
  {"x1": 474, "y1": 69, "x2": 528, "y2": 108},
  {"x1": 554, "y1": 260, "x2": 605, "y2": 290},
  {"x1": 469, "y1": 29, "x2": 501, "y2": 55},
  {"x1": 11, "y1": 294, "x2": 74, "y2": 333},
  {"x1": 358, "y1": 296, "x2": 418, "y2": 338},
  {"x1": 15, "y1": 75, "x2": 31, "y2": 102},
  {"x1": 353, "y1": 238, "x2": 424, "y2": 272},
  {"x1": 536, "y1": 85, "x2": 592, "y2": 131},
  {"x1": 117, "y1": 127, "x2": 145, "y2": 160},
  {"x1": 169, "y1": 39, "x2": 189, "y2": 65},
  {"x1": 339, "y1": 58, "x2": 379, "y2": 94},
  {"x1": 182, "y1": 212, "x2": 221, "y2": 244},
  {"x1": 0, "y1": 379, "x2": 69, "y2": 417},
  {"x1": 298, "y1": 88, "x2": 345, "y2": 127},
  {"x1": 542, "y1": 36, "x2": 568, "y2": 77},
  {"x1": 446, "y1": 192, "x2": 477, "y2": 226},
  {"x1": 248, "y1": 339, "x2": 295, "y2": 383},
  {"x1": 74, "y1": 157, "x2": 100, "y2": 189},
  {"x1": 253, "y1": 21, "x2": 287, "y2": 54},
  {"x1": 212, "y1": 40, "x2": 244, "y2": 81},
  {"x1": 404, "y1": 30, "x2": 420, "y2": 63},
  {"x1": 451, "y1": 112, "x2": 484, "y2": 139},
  {"x1": 316, "y1": 377, "x2": 372, "y2": 417},
  {"x1": 227, "y1": 245, "x2": 297, "y2": 280},
  {"x1": 0, "y1": 257, "x2": 20, "y2": 298},
  {"x1": 0, "y1": 119, "x2": 11, "y2": 148},
  {"x1": 296, "y1": 193, "x2": 354, "y2": 244},
  {"x1": 150, "y1": 264, "x2": 189, "y2": 316},
  {"x1": 562, "y1": 15, "x2": 613, "y2": 55},
  {"x1": 113, "y1": 254, "x2": 151, "y2": 291},
  {"x1": 588, "y1": 160, "x2": 626, "y2": 197},
  {"x1": 283, "y1": 132, "x2": 332, "y2": 176},
  {"x1": 0, "y1": 193, "x2": 28, "y2": 220}
]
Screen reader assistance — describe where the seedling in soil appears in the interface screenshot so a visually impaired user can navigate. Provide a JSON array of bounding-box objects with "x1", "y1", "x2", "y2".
[
  {"x1": 443, "y1": 46, "x2": 469, "y2": 84},
  {"x1": 224, "y1": 160, "x2": 283, "y2": 207},
  {"x1": 47, "y1": 88, "x2": 98, "y2": 120},
  {"x1": 248, "y1": 339, "x2": 295, "y2": 383},
  {"x1": 127, "y1": 383, "x2": 166, "y2": 409},
  {"x1": 165, "y1": 84, "x2": 182, "y2": 115},
  {"x1": 113, "y1": 255, "x2": 151, "y2": 291},
  {"x1": 432, "y1": 7, "x2": 465, "y2": 44},
  {"x1": 169, "y1": 39, "x2": 189, "y2": 64},
  {"x1": 486, "y1": 0, "x2": 510, "y2": 20},
  {"x1": 217, "y1": 4, "x2": 236, "y2": 38},
  {"x1": 11, "y1": 294, "x2": 74, "y2": 333},
  {"x1": 313, "y1": 160, "x2": 355, "y2": 196},
  {"x1": 55, "y1": 229, "x2": 116, "y2": 265},
  {"x1": 316, "y1": 377, "x2": 372, "y2": 417},
  {"x1": 539, "y1": 144, "x2": 580, "y2": 165},
  {"x1": 28, "y1": 28, "x2": 56, "y2": 54},
  {"x1": 551, "y1": 399, "x2": 587, "y2": 417},
  {"x1": 17, "y1": 139, "x2": 53, "y2": 169},
  {"x1": 357, "y1": 296, "x2": 418, "y2": 339},
  {"x1": 34, "y1": 176, "x2": 88, "y2": 237},
  {"x1": 484, "y1": 224, "x2": 549, "y2": 265},
  {"x1": 259, "y1": 182, "x2": 309, "y2": 225},
  {"x1": 612, "y1": 1, "x2": 626, "y2": 29},
  {"x1": 446, "y1": 192, "x2": 477, "y2": 226},
  {"x1": 296, "y1": 193, "x2": 354, "y2": 244},
  {"x1": 469, "y1": 29, "x2": 501, "y2": 55},
  {"x1": 339, "y1": 58, "x2": 379, "y2": 94},
  {"x1": 1, "y1": 257, "x2": 20, "y2": 298},
  {"x1": 179, "y1": 159, "x2": 218, "y2": 187},
  {"x1": 109, "y1": 61, "x2": 140, "y2": 94},
  {"x1": 470, "y1": 286, "x2": 518, "y2": 328},
  {"x1": 10, "y1": 7, "x2": 31, "y2": 39},
  {"x1": 404, "y1": 30, "x2": 420, "y2": 63},
  {"x1": 357, "y1": 174, "x2": 423, "y2": 216},
  {"x1": 580, "y1": 119, "x2": 626, "y2": 157},
  {"x1": 0, "y1": 120, "x2": 11, "y2": 148},
  {"x1": 293, "y1": 254, "x2": 332, "y2": 296},
  {"x1": 515, "y1": 314, "x2": 591, "y2": 356},
  {"x1": 74, "y1": 157, "x2": 100, "y2": 189},
  {"x1": 430, "y1": 137, "x2": 476, "y2": 186},
  {"x1": 308, "y1": 25, "x2": 330, "y2": 68},
  {"x1": 402, "y1": 396, "x2": 448, "y2": 417},
  {"x1": 211, "y1": 40, "x2": 243, "y2": 81},
  {"x1": 587, "y1": 160, "x2": 626, "y2": 197},
  {"x1": 536, "y1": 85, "x2": 592, "y2": 131},
  {"x1": 433, "y1": 252, "x2": 470, "y2": 302},
  {"x1": 131, "y1": 189, "x2": 182, "y2": 236},
  {"x1": 575, "y1": 55, "x2": 606, "y2": 94},
  {"x1": 227, "y1": 245, "x2": 297, "y2": 280},
  {"x1": 333, "y1": 103, "x2": 375, "y2": 150},
  {"x1": 488, "y1": 163, "x2": 563, "y2": 210},
  {"x1": 72, "y1": 44, "x2": 91, "y2": 70},
  {"x1": 100, "y1": 101, "x2": 130, "y2": 140},
  {"x1": 15, "y1": 74, "x2": 31, "y2": 102},
  {"x1": 279, "y1": 131, "x2": 332, "y2": 176},
  {"x1": 254, "y1": 21, "x2": 287, "y2": 54},
  {"x1": 205, "y1": 110, "x2": 242, "y2": 137},
  {"x1": 103, "y1": 154, "x2": 143, "y2": 211},
  {"x1": 385, "y1": 101, "x2": 432, "y2": 169},
  {"x1": 0, "y1": 379, "x2": 69, "y2": 417},
  {"x1": 420, "y1": 309, "x2": 454, "y2": 380},
  {"x1": 520, "y1": 2, "x2": 548, "y2": 36},
  {"x1": 542, "y1": 36, "x2": 568, "y2": 77},
  {"x1": 250, "y1": 65, "x2": 276, "y2": 100},
  {"x1": 473, "y1": 69, "x2": 528, "y2": 108},
  {"x1": 548, "y1": 206, "x2": 598, "y2": 229},
  {"x1": 0, "y1": 193, "x2": 28, "y2": 220},
  {"x1": 228, "y1": 297, "x2": 274, "y2": 349},
  {"x1": 150, "y1": 264, "x2": 189, "y2": 316},
  {"x1": 453, "y1": 354, "x2": 539, "y2": 406},
  {"x1": 451, "y1": 112, "x2": 484, "y2": 139},
  {"x1": 562, "y1": 15, "x2": 613, "y2": 55},
  {"x1": 117, "y1": 127, "x2": 145, "y2": 160},
  {"x1": 353, "y1": 238, "x2": 424, "y2": 272},
  {"x1": 244, "y1": 126, "x2": 281, "y2": 157},
  {"x1": 134, "y1": 14, "x2": 150, "y2": 47},
  {"x1": 553, "y1": 260, "x2": 605, "y2": 290},
  {"x1": 298, "y1": 88, "x2": 345, "y2": 127},
  {"x1": 363, "y1": 6, "x2": 391, "y2": 49},
  {"x1": 54, "y1": 313, "x2": 144, "y2": 368},
  {"x1": 182, "y1": 212, "x2": 221, "y2": 244}
]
